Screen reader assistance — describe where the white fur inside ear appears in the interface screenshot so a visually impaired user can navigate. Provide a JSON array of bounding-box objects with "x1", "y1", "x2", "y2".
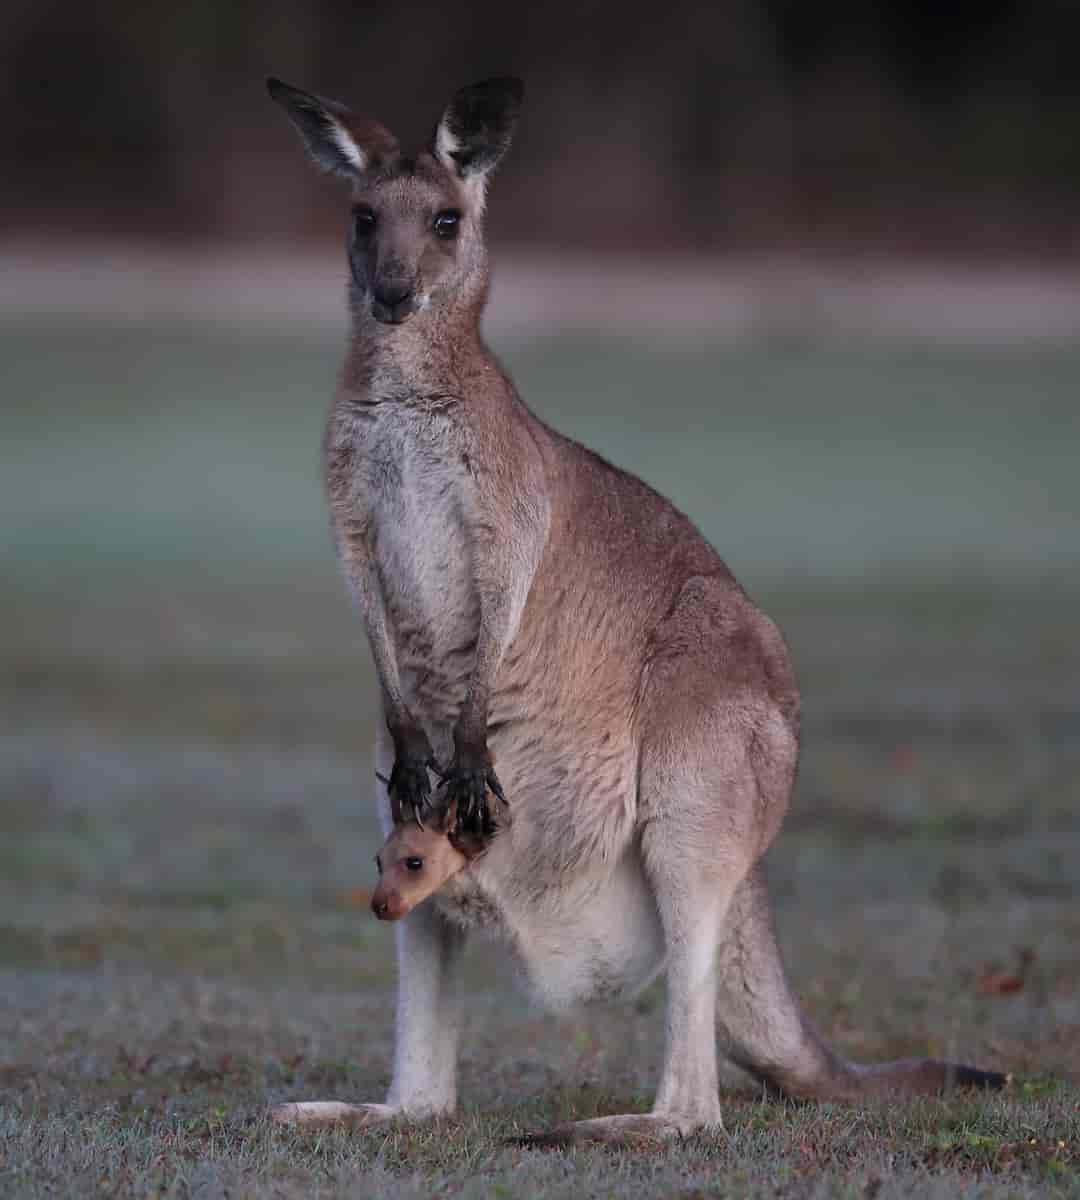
[
  {"x1": 434, "y1": 121, "x2": 459, "y2": 165},
  {"x1": 435, "y1": 121, "x2": 486, "y2": 208},
  {"x1": 330, "y1": 121, "x2": 366, "y2": 172}
]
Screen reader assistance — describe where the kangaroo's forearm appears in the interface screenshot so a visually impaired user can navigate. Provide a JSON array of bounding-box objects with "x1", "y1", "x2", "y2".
[
  {"x1": 349, "y1": 552, "x2": 437, "y2": 826},
  {"x1": 342, "y1": 542, "x2": 429, "y2": 756}
]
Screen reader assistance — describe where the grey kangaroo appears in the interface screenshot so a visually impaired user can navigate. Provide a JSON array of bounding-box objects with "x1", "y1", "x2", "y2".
[{"x1": 267, "y1": 75, "x2": 1004, "y2": 1145}]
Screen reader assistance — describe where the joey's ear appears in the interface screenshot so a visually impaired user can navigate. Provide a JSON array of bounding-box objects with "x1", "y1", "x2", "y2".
[
  {"x1": 267, "y1": 77, "x2": 398, "y2": 178},
  {"x1": 433, "y1": 77, "x2": 523, "y2": 194},
  {"x1": 433, "y1": 800, "x2": 457, "y2": 837},
  {"x1": 448, "y1": 827, "x2": 487, "y2": 861}
]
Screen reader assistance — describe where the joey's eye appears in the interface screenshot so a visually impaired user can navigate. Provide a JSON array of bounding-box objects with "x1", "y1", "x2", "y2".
[
  {"x1": 433, "y1": 210, "x2": 460, "y2": 240},
  {"x1": 404, "y1": 856, "x2": 424, "y2": 872},
  {"x1": 353, "y1": 208, "x2": 376, "y2": 236}
]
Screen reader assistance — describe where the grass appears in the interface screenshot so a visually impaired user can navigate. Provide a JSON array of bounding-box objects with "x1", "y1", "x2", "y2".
[{"x1": 1, "y1": 322, "x2": 1078, "y2": 1196}]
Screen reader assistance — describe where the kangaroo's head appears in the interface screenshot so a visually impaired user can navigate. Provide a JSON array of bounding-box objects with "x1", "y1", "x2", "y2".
[{"x1": 268, "y1": 76, "x2": 522, "y2": 326}]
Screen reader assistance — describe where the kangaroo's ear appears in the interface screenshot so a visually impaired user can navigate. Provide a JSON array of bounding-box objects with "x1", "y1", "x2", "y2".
[
  {"x1": 433, "y1": 77, "x2": 523, "y2": 196},
  {"x1": 267, "y1": 77, "x2": 398, "y2": 178},
  {"x1": 433, "y1": 800, "x2": 457, "y2": 837},
  {"x1": 447, "y1": 826, "x2": 487, "y2": 861}
]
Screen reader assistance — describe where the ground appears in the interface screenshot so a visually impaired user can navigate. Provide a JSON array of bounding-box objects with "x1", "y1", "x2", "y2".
[{"x1": 0, "y1": 323, "x2": 1077, "y2": 1197}]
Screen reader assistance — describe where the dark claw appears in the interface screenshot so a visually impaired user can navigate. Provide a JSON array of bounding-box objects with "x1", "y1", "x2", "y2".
[
  {"x1": 386, "y1": 757, "x2": 435, "y2": 827},
  {"x1": 437, "y1": 761, "x2": 509, "y2": 840}
]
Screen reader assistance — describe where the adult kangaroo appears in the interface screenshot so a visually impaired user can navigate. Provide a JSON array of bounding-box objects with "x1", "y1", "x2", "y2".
[{"x1": 267, "y1": 75, "x2": 1004, "y2": 1144}]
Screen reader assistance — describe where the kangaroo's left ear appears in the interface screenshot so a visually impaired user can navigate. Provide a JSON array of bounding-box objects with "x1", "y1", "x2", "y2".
[
  {"x1": 267, "y1": 77, "x2": 399, "y2": 179},
  {"x1": 433, "y1": 77, "x2": 523, "y2": 198}
]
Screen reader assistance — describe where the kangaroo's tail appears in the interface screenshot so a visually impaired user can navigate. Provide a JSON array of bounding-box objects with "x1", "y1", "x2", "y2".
[{"x1": 717, "y1": 866, "x2": 1006, "y2": 1101}]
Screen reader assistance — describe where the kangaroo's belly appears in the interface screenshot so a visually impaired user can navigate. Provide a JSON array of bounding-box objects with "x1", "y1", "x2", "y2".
[
  {"x1": 435, "y1": 842, "x2": 666, "y2": 1012},
  {"x1": 517, "y1": 851, "x2": 666, "y2": 1011}
]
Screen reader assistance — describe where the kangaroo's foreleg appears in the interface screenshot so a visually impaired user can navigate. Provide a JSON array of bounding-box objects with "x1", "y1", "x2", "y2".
[
  {"x1": 336, "y1": 523, "x2": 437, "y2": 825},
  {"x1": 440, "y1": 455, "x2": 548, "y2": 836}
]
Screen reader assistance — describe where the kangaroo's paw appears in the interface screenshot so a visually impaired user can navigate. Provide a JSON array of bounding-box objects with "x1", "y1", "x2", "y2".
[
  {"x1": 269, "y1": 1101, "x2": 400, "y2": 1129},
  {"x1": 513, "y1": 1112, "x2": 712, "y2": 1149},
  {"x1": 388, "y1": 756, "x2": 436, "y2": 827},
  {"x1": 438, "y1": 760, "x2": 508, "y2": 838}
]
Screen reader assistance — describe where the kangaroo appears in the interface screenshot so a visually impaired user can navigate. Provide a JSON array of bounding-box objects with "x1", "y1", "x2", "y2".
[{"x1": 267, "y1": 75, "x2": 1004, "y2": 1145}]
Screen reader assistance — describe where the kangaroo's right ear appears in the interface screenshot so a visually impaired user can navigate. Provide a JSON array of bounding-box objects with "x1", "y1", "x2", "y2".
[
  {"x1": 267, "y1": 77, "x2": 398, "y2": 178},
  {"x1": 433, "y1": 77, "x2": 523, "y2": 199}
]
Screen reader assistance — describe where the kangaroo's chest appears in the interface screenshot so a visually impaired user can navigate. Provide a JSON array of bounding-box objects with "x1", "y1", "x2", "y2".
[{"x1": 330, "y1": 403, "x2": 480, "y2": 733}]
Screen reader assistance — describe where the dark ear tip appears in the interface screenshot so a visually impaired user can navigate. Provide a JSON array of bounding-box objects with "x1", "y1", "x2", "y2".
[
  {"x1": 480, "y1": 76, "x2": 524, "y2": 105},
  {"x1": 455, "y1": 76, "x2": 524, "y2": 111},
  {"x1": 266, "y1": 76, "x2": 288, "y2": 101},
  {"x1": 498, "y1": 76, "x2": 524, "y2": 103}
]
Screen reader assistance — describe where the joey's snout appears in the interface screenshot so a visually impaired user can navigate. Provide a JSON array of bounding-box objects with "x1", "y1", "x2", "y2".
[{"x1": 371, "y1": 885, "x2": 407, "y2": 921}]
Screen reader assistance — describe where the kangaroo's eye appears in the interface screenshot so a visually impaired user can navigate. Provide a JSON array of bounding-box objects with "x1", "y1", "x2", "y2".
[
  {"x1": 404, "y1": 856, "x2": 424, "y2": 872},
  {"x1": 433, "y1": 210, "x2": 460, "y2": 240},
  {"x1": 353, "y1": 207, "x2": 376, "y2": 236}
]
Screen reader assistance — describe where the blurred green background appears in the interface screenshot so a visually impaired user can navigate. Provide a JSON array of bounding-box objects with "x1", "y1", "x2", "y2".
[{"x1": 3, "y1": 324, "x2": 1077, "y2": 583}]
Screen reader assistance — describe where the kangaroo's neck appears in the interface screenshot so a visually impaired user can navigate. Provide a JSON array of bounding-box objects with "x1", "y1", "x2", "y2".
[{"x1": 343, "y1": 268, "x2": 494, "y2": 403}]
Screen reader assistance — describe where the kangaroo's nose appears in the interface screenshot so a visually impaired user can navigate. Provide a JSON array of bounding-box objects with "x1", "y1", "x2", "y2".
[
  {"x1": 372, "y1": 281, "x2": 416, "y2": 324},
  {"x1": 372, "y1": 895, "x2": 389, "y2": 918},
  {"x1": 374, "y1": 282, "x2": 413, "y2": 309}
]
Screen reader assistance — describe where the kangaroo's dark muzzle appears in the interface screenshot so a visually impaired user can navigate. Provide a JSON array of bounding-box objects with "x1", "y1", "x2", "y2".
[{"x1": 372, "y1": 282, "x2": 416, "y2": 325}]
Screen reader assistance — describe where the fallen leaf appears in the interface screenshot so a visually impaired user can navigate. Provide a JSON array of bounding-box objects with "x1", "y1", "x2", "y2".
[
  {"x1": 889, "y1": 746, "x2": 917, "y2": 772},
  {"x1": 977, "y1": 971, "x2": 1024, "y2": 995}
]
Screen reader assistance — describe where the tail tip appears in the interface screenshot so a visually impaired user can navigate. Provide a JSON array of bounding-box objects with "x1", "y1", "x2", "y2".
[{"x1": 948, "y1": 1064, "x2": 1008, "y2": 1091}]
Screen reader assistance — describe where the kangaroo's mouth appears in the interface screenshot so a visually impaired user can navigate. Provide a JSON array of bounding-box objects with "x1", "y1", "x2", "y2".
[
  {"x1": 372, "y1": 300, "x2": 416, "y2": 325},
  {"x1": 371, "y1": 284, "x2": 418, "y2": 325}
]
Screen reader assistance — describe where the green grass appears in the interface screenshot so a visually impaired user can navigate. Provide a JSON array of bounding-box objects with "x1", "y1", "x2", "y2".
[{"x1": 1, "y1": 323, "x2": 1078, "y2": 1196}]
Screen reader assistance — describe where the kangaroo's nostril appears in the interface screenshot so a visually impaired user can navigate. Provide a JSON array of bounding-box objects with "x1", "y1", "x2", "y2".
[
  {"x1": 374, "y1": 283, "x2": 413, "y2": 308},
  {"x1": 372, "y1": 897, "x2": 389, "y2": 917}
]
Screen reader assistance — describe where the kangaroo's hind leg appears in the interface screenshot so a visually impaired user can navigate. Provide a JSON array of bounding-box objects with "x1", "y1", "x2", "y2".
[
  {"x1": 271, "y1": 729, "x2": 467, "y2": 1128},
  {"x1": 271, "y1": 899, "x2": 467, "y2": 1128},
  {"x1": 518, "y1": 699, "x2": 763, "y2": 1147}
]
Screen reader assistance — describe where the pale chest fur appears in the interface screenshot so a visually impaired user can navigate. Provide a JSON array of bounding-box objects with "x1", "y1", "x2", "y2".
[{"x1": 327, "y1": 399, "x2": 481, "y2": 743}]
